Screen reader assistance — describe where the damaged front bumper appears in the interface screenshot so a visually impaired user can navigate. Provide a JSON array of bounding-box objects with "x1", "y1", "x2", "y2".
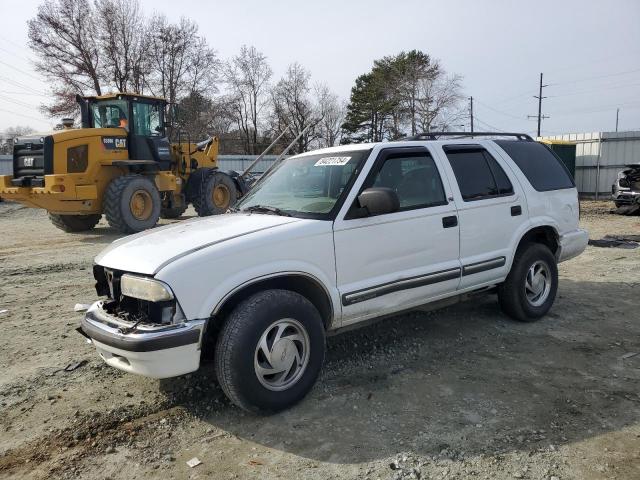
[{"x1": 80, "y1": 301, "x2": 205, "y2": 378}]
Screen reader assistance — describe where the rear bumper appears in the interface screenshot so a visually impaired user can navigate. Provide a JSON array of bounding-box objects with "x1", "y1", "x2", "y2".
[
  {"x1": 81, "y1": 301, "x2": 204, "y2": 378},
  {"x1": 558, "y1": 228, "x2": 588, "y2": 263}
]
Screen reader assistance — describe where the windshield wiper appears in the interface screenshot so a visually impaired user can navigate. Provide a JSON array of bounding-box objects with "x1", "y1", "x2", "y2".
[{"x1": 241, "y1": 205, "x2": 292, "y2": 217}]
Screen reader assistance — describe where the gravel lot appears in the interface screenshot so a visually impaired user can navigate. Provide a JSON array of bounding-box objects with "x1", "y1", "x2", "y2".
[{"x1": 0, "y1": 201, "x2": 639, "y2": 480}]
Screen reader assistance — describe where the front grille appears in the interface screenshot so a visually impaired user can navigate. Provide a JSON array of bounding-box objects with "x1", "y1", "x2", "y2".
[{"x1": 12, "y1": 137, "x2": 46, "y2": 183}]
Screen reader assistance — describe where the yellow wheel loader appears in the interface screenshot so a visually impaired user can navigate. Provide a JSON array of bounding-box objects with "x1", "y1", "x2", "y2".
[{"x1": 0, "y1": 93, "x2": 250, "y2": 233}]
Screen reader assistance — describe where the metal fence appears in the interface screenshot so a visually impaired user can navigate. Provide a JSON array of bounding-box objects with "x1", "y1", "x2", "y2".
[
  {"x1": 541, "y1": 131, "x2": 640, "y2": 199},
  {"x1": 0, "y1": 155, "x2": 10, "y2": 175},
  {"x1": 0, "y1": 154, "x2": 282, "y2": 177}
]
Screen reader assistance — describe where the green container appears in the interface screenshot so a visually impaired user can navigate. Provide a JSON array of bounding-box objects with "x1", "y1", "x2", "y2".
[{"x1": 541, "y1": 141, "x2": 576, "y2": 179}]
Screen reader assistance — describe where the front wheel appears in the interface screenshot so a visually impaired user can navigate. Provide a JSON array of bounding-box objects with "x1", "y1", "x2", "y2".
[
  {"x1": 214, "y1": 290, "x2": 325, "y2": 414},
  {"x1": 104, "y1": 175, "x2": 161, "y2": 233},
  {"x1": 498, "y1": 243, "x2": 558, "y2": 322},
  {"x1": 49, "y1": 213, "x2": 101, "y2": 232}
]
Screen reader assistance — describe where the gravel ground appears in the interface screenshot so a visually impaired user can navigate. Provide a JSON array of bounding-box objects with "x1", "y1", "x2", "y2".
[{"x1": 0, "y1": 201, "x2": 639, "y2": 480}]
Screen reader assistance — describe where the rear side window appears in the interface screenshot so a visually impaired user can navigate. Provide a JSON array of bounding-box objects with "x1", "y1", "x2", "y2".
[
  {"x1": 495, "y1": 140, "x2": 574, "y2": 191},
  {"x1": 444, "y1": 147, "x2": 514, "y2": 201}
]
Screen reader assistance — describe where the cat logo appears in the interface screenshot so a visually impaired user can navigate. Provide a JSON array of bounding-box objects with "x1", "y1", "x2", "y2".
[
  {"x1": 102, "y1": 137, "x2": 128, "y2": 150},
  {"x1": 23, "y1": 157, "x2": 35, "y2": 167}
]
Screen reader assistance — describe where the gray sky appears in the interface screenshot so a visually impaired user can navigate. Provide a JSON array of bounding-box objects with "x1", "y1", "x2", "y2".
[{"x1": 1, "y1": 0, "x2": 639, "y2": 136}]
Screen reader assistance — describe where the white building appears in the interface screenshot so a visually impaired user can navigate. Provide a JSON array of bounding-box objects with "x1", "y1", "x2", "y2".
[{"x1": 541, "y1": 131, "x2": 640, "y2": 199}]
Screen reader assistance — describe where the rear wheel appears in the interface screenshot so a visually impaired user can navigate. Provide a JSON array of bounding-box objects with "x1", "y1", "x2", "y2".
[
  {"x1": 104, "y1": 175, "x2": 161, "y2": 233},
  {"x1": 498, "y1": 243, "x2": 558, "y2": 322},
  {"x1": 192, "y1": 170, "x2": 237, "y2": 216},
  {"x1": 214, "y1": 290, "x2": 325, "y2": 414},
  {"x1": 49, "y1": 213, "x2": 101, "y2": 232}
]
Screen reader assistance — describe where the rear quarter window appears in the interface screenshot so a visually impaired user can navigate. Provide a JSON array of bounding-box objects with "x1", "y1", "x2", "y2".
[{"x1": 495, "y1": 140, "x2": 575, "y2": 191}]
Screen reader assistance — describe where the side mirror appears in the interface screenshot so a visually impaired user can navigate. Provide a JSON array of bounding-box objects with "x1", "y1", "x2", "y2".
[{"x1": 357, "y1": 187, "x2": 400, "y2": 216}]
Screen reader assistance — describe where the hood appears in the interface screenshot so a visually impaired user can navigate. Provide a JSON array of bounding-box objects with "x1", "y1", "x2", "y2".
[{"x1": 95, "y1": 213, "x2": 300, "y2": 275}]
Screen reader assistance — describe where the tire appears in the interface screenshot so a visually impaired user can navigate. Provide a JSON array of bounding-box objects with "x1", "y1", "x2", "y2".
[
  {"x1": 104, "y1": 175, "x2": 161, "y2": 234},
  {"x1": 49, "y1": 213, "x2": 101, "y2": 232},
  {"x1": 215, "y1": 289, "x2": 325, "y2": 414},
  {"x1": 192, "y1": 170, "x2": 237, "y2": 217},
  {"x1": 498, "y1": 243, "x2": 558, "y2": 322}
]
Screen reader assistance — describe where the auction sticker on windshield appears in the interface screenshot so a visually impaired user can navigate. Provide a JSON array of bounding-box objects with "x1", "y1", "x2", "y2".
[{"x1": 314, "y1": 156, "x2": 351, "y2": 166}]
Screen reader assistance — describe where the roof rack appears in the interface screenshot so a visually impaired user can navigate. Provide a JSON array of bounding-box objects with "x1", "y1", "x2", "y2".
[{"x1": 402, "y1": 132, "x2": 534, "y2": 141}]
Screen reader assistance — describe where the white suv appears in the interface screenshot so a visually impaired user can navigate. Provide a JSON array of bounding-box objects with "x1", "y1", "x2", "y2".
[{"x1": 81, "y1": 133, "x2": 588, "y2": 413}]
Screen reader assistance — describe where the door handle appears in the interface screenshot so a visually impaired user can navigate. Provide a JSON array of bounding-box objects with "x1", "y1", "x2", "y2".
[
  {"x1": 442, "y1": 215, "x2": 458, "y2": 228},
  {"x1": 511, "y1": 205, "x2": 522, "y2": 216}
]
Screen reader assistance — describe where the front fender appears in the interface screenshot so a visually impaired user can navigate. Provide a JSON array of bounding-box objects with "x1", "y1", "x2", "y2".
[
  {"x1": 154, "y1": 222, "x2": 339, "y2": 323},
  {"x1": 197, "y1": 261, "x2": 340, "y2": 321}
]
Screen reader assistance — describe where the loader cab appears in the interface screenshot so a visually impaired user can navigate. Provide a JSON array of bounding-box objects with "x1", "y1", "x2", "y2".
[{"x1": 80, "y1": 93, "x2": 173, "y2": 170}]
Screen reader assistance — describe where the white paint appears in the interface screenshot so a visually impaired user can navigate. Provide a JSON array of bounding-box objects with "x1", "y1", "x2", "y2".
[{"x1": 90, "y1": 138, "x2": 588, "y2": 379}]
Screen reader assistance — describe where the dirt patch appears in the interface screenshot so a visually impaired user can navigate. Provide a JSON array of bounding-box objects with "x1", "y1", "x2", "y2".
[{"x1": 1, "y1": 201, "x2": 639, "y2": 480}]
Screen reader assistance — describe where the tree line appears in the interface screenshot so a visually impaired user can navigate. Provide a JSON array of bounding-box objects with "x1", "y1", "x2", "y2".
[{"x1": 24, "y1": 0, "x2": 464, "y2": 155}]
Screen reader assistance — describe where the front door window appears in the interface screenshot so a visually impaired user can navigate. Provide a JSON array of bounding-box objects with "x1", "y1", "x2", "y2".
[{"x1": 132, "y1": 102, "x2": 164, "y2": 137}]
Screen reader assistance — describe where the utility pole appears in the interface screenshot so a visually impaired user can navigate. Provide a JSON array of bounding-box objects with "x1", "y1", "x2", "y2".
[
  {"x1": 528, "y1": 73, "x2": 549, "y2": 137},
  {"x1": 469, "y1": 96, "x2": 474, "y2": 133},
  {"x1": 616, "y1": 108, "x2": 619, "y2": 132}
]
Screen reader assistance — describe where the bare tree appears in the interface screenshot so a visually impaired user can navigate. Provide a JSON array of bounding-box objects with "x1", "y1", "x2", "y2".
[
  {"x1": 146, "y1": 15, "x2": 219, "y2": 140},
  {"x1": 0, "y1": 126, "x2": 35, "y2": 154},
  {"x1": 224, "y1": 45, "x2": 272, "y2": 154},
  {"x1": 415, "y1": 73, "x2": 464, "y2": 132},
  {"x1": 270, "y1": 62, "x2": 319, "y2": 154},
  {"x1": 314, "y1": 83, "x2": 345, "y2": 148},
  {"x1": 28, "y1": 0, "x2": 103, "y2": 116},
  {"x1": 95, "y1": 0, "x2": 149, "y2": 94}
]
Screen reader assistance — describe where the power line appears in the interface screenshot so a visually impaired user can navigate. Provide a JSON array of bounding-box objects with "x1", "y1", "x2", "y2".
[
  {"x1": 0, "y1": 44, "x2": 34, "y2": 64},
  {"x1": 547, "y1": 100, "x2": 640, "y2": 117},
  {"x1": 546, "y1": 81, "x2": 640, "y2": 99},
  {"x1": 474, "y1": 98, "x2": 525, "y2": 120},
  {"x1": 0, "y1": 95, "x2": 41, "y2": 110},
  {"x1": 0, "y1": 75, "x2": 44, "y2": 95},
  {"x1": 0, "y1": 34, "x2": 31, "y2": 53},
  {"x1": 547, "y1": 67, "x2": 640, "y2": 87},
  {"x1": 0, "y1": 58, "x2": 43, "y2": 83},
  {"x1": 0, "y1": 90, "x2": 47, "y2": 97},
  {"x1": 473, "y1": 116, "x2": 506, "y2": 132},
  {"x1": 0, "y1": 107, "x2": 50, "y2": 125}
]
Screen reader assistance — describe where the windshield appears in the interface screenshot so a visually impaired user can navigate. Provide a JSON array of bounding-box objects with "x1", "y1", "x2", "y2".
[
  {"x1": 236, "y1": 149, "x2": 370, "y2": 219},
  {"x1": 91, "y1": 100, "x2": 129, "y2": 129}
]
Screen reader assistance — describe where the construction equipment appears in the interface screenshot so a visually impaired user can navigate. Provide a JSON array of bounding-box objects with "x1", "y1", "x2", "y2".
[{"x1": 0, "y1": 93, "x2": 251, "y2": 233}]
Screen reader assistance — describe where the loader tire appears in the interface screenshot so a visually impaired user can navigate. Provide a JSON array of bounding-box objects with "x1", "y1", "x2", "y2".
[
  {"x1": 193, "y1": 169, "x2": 237, "y2": 217},
  {"x1": 49, "y1": 213, "x2": 101, "y2": 233},
  {"x1": 104, "y1": 175, "x2": 161, "y2": 234}
]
